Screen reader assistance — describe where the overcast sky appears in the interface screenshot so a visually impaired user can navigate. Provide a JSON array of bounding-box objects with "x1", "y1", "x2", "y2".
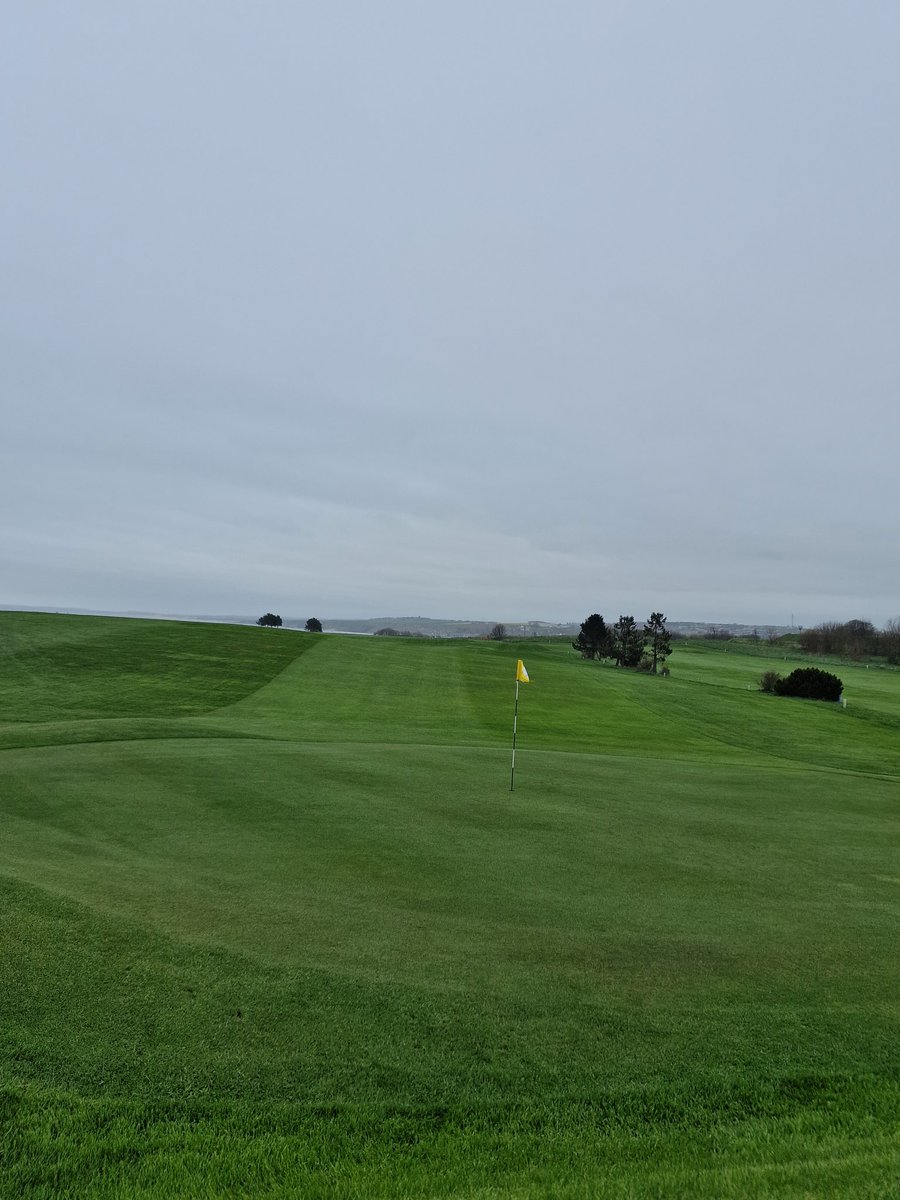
[{"x1": 3, "y1": 2, "x2": 899, "y2": 625}]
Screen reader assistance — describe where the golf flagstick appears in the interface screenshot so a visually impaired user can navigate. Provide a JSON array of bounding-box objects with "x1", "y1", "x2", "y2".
[{"x1": 510, "y1": 659, "x2": 530, "y2": 791}]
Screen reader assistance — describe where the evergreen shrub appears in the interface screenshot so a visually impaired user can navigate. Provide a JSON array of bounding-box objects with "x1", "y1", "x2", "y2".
[{"x1": 774, "y1": 667, "x2": 843, "y2": 702}]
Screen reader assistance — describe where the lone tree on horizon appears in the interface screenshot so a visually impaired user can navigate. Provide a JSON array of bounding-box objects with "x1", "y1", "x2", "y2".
[
  {"x1": 489, "y1": 623, "x2": 507, "y2": 641},
  {"x1": 305, "y1": 617, "x2": 323, "y2": 633},
  {"x1": 257, "y1": 613, "x2": 282, "y2": 627}
]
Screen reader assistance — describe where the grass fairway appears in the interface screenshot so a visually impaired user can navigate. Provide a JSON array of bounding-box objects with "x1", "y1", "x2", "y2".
[{"x1": 1, "y1": 614, "x2": 898, "y2": 1198}]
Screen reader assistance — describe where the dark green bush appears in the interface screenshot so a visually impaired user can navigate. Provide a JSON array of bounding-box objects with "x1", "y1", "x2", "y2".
[{"x1": 774, "y1": 667, "x2": 843, "y2": 702}]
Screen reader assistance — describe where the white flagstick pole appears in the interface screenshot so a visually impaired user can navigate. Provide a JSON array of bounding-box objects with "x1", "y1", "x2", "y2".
[{"x1": 510, "y1": 677, "x2": 519, "y2": 791}]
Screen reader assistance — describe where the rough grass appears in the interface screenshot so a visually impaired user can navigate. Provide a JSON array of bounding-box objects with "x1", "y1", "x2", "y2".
[{"x1": 0, "y1": 613, "x2": 897, "y2": 1197}]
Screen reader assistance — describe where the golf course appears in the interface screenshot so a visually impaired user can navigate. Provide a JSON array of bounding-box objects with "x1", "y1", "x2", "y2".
[{"x1": 1, "y1": 611, "x2": 897, "y2": 1198}]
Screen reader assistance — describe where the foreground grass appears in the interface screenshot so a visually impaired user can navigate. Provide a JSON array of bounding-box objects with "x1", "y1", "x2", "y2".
[
  {"x1": 6, "y1": 1080, "x2": 896, "y2": 1199},
  {"x1": 0, "y1": 614, "x2": 897, "y2": 1197}
]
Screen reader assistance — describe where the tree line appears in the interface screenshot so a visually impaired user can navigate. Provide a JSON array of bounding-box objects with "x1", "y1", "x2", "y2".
[
  {"x1": 257, "y1": 614, "x2": 322, "y2": 632},
  {"x1": 573, "y1": 612, "x2": 672, "y2": 674},
  {"x1": 799, "y1": 618, "x2": 900, "y2": 663}
]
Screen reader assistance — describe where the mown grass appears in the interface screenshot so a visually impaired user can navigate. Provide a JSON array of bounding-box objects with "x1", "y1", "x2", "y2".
[
  {"x1": 0, "y1": 612, "x2": 309, "y2": 721},
  {"x1": 0, "y1": 613, "x2": 897, "y2": 1197}
]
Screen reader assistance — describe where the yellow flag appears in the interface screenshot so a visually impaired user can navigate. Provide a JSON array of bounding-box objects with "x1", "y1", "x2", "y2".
[{"x1": 516, "y1": 659, "x2": 530, "y2": 683}]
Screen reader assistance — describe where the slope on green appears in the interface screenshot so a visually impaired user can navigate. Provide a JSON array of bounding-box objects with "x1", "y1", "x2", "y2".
[
  {"x1": 0, "y1": 611, "x2": 311, "y2": 722},
  {"x1": 0, "y1": 613, "x2": 897, "y2": 1198}
]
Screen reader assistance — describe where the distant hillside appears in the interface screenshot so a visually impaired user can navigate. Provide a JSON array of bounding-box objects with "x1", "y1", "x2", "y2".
[
  {"x1": 0, "y1": 606, "x2": 792, "y2": 640},
  {"x1": 294, "y1": 617, "x2": 582, "y2": 638},
  {"x1": 294, "y1": 617, "x2": 794, "y2": 639}
]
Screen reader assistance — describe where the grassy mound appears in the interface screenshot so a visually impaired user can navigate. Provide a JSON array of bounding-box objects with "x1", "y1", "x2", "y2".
[{"x1": 1, "y1": 614, "x2": 897, "y2": 1197}]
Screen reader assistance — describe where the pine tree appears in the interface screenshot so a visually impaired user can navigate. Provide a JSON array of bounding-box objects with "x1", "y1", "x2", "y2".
[
  {"x1": 612, "y1": 615, "x2": 644, "y2": 667},
  {"x1": 643, "y1": 612, "x2": 672, "y2": 674},
  {"x1": 572, "y1": 613, "x2": 611, "y2": 660}
]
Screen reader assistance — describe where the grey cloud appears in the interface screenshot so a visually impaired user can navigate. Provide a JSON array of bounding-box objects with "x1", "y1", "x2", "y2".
[{"x1": 2, "y1": 2, "x2": 899, "y2": 624}]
